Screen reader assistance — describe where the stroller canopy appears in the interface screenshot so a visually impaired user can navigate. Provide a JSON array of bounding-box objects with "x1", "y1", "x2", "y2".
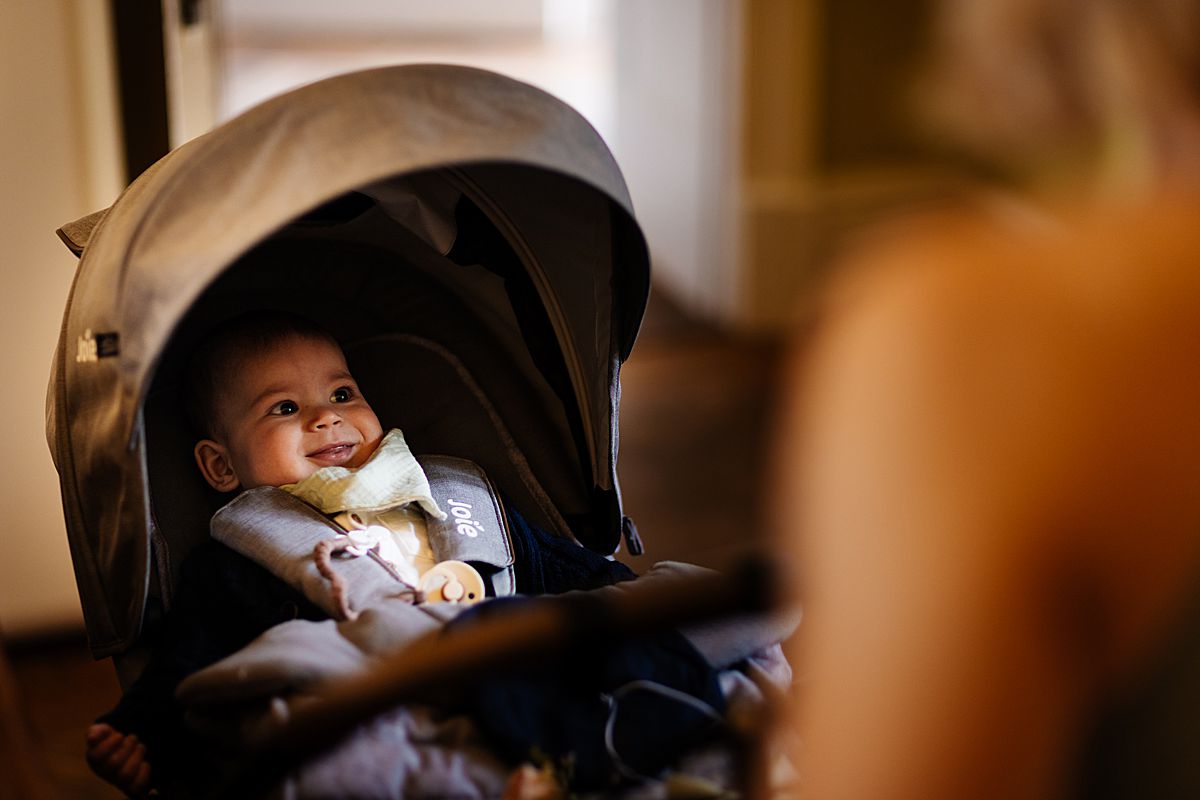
[{"x1": 47, "y1": 64, "x2": 650, "y2": 657}]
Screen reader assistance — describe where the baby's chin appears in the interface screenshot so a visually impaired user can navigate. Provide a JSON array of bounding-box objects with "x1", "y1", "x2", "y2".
[
  {"x1": 350, "y1": 439, "x2": 384, "y2": 468},
  {"x1": 249, "y1": 463, "x2": 338, "y2": 489}
]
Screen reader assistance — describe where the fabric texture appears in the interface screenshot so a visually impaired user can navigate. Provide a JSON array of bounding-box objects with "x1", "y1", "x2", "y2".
[
  {"x1": 283, "y1": 429, "x2": 444, "y2": 519},
  {"x1": 449, "y1": 598, "x2": 727, "y2": 791},
  {"x1": 212, "y1": 454, "x2": 527, "y2": 623},
  {"x1": 98, "y1": 540, "x2": 324, "y2": 790},
  {"x1": 102, "y1": 482, "x2": 791, "y2": 797},
  {"x1": 212, "y1": 486, "x2": 419, "y2": 622},
  {"x1": 100, "y1": 499, "x2": 636, "y2": 795},
  {"x1": 178, "y1": 559, "x2": 791, "y2": 796}
]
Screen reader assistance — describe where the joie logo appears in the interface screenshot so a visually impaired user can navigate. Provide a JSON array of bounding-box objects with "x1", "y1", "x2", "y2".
[
  {"x1": 75, "y1": 329, "x2": 119, "y2": 363},
  {"x1": 447, "y1": 499, "x2": 483, "y2": 538}
]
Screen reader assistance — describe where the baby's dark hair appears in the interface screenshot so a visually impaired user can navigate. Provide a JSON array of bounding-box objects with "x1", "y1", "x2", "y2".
[{"x1": 184, "y1": 311, "x2": 340, "y2": 439}]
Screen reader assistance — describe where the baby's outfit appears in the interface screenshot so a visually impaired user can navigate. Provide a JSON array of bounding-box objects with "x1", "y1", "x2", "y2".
[
  {"x1": 99, "y1": 431, "x2": 637, "y2": 789},
  {"x1": 98, "y1": 430, "x2": 791, "y2": 797}
]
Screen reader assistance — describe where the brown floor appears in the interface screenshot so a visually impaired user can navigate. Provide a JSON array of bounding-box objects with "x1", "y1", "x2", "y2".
[
  {"x1": 5, "y1": 637, "x2": 124, "y2": 799},
  {"x1": 3, "y1": 289, "x2": 783, "y2": 799}
]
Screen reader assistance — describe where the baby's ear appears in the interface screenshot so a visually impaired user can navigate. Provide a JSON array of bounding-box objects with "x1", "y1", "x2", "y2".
[{"x1": 194, "y1": 440, "x2": 240, "y2": 492}]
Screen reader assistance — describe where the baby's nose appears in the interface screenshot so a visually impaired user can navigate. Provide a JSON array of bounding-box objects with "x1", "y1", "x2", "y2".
[{"x1": 311, "y1": 405, "x2": 343, "y2": 428}]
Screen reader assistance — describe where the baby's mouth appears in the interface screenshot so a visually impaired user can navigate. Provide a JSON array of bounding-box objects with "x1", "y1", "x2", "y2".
[{"x1": 307, "y1": 442, "x2": 357, "y2": 466}]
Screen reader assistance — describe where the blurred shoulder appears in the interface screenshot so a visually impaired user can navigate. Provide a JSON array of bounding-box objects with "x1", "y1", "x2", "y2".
[{"x1": 823, "y1": 191, "x2": 1200, "y2": 333}]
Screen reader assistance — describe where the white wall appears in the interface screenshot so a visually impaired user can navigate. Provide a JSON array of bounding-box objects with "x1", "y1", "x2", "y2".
[
  {"x1": 217, "y1": 2, "x2": 616, "y2": 158},
  {"x1": 612, "y1": 0, "x2": 742, "y2": 323},
  {"x1": 164, "y1": 0, "x2": 221, "y2": 148},
  {"x1": 0, "y1": 1, "x2": 123, "y2": 637},
  {"x1": 221, "y1": 0, "x2": 544, "y2": 39}
]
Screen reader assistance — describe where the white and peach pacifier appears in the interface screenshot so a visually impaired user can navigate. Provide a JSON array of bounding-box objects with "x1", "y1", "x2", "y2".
[{"x1": 419, "y1": 560, "x2": 486, "y2": 605}]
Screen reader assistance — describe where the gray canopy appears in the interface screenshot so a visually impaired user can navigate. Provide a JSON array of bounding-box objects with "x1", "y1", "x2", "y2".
[{"x1": 47, "y1": 65, "x2": 650, "y2": 658}]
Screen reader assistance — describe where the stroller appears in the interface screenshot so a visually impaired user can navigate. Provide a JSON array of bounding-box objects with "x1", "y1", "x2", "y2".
[{"x1": 47, "y1": 65, "x2": 789, "y2": 796}]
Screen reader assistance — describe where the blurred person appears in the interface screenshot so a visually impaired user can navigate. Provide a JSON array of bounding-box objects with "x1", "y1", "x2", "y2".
[{"x1": 781, "y1": 0, "x2": 1200, "y2": 798}]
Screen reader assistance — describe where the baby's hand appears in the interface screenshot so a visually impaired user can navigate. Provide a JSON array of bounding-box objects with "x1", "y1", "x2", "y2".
[
  {"x1": 86, "y1": 723, "x2": 152, "y2": 797},
  {"x1": 502, "y1": 763, "x2": 562, "y2": 800}
]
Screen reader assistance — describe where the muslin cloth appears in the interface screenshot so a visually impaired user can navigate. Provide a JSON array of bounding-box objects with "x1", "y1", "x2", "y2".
[{"x1": 282, "y1": 428, "x2": 446, "y2": 519}]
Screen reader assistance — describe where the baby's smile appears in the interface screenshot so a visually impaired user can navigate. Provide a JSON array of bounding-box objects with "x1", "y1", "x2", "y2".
[{"x1": 307, "y1": 441, "x2": 361, "y2": 467}]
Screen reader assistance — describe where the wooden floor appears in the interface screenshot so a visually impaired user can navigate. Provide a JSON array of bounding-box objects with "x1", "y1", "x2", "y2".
[
  {"x1": 4, "y1": 638, "x2": 124, "y2": 799},
  {"x1": 3, "y1": 290, "x2": 783, "y2": 798}
]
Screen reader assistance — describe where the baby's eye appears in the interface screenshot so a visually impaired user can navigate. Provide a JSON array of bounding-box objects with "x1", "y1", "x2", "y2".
[
  {"x1": 331, "y1": 386, "x2": 354, "y2": 403},
  {"x1": 271, "y1": 400, "x2": 299, "y2": 416}
]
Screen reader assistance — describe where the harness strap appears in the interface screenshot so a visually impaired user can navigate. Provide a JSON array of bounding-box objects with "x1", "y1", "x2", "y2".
[
  {"x1": 421, "y1": 455, "x2": 516, "y2": 597},
  {"x1": 212, "y1": 455, "x2": 517, "y2": 621}
]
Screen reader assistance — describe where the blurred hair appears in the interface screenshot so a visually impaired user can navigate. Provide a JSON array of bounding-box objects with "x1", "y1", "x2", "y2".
[
  {"x1": 918, "y1": 0, "x2": 1200, "y2": 171},
  {"x1": 184, "y1": 312, "x2": 340, "y2": 439}
]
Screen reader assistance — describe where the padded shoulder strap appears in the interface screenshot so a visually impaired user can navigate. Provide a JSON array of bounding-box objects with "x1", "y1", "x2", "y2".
[
  {"x1": 211, "y1": 456, "x2": 518, "y2": 617},
  {"x1": 419, "y1": 455, "x2": 516, "y2": 597},
  {"x1": 211, "y1": 487, "x2": 408, "y2": 620}
]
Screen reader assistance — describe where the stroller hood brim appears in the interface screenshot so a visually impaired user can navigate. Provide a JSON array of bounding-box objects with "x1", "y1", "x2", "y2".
[{"x1": 47, "y1": 64, "x2": 649, "y2": 656}]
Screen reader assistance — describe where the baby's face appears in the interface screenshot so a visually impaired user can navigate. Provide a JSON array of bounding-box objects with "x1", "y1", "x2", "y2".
[{"x1": 207, "y1": 333, "x2": 384, "y2": 489}]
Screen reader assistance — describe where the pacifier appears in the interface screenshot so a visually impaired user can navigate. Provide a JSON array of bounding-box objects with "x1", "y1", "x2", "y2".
[{"x1": 419, "y1": 560, "x2": 486, "y2": 605}]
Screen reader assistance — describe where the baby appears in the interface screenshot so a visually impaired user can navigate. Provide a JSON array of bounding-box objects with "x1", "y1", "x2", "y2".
[{"x1": 87, "y1": 312, "x2": 389, "y2": 794}]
